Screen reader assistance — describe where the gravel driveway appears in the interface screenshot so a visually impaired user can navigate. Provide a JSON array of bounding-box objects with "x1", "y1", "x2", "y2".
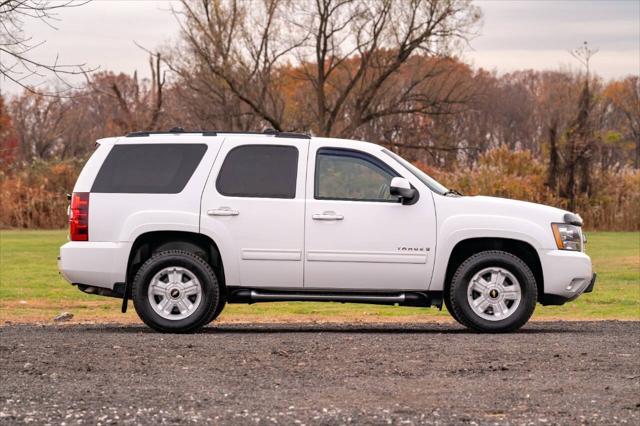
[{"x1": 1, "y1": 321, "x2": 639, "y2": 424}]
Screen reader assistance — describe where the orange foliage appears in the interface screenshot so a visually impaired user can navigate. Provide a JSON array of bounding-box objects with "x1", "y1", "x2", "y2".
[
  {"x1": 0, "y1": 160, "x2": 81, "y2": 229},
  {"x1": 0, "y1": 96, "x2": 19, "y2": 165},
  {"x1": 423, "y1": 146, "x2": 639, "y2": 231}
]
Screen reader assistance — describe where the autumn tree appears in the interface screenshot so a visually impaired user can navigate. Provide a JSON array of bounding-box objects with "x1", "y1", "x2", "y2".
[
  {"x1": 0, "y1": 94, "x2": 19, "y2": 165},
  {"x1": 85, "y1": 54, "x2": 167, "y2": 134},
  {"x1": 604, "y1": 76, "x2": 640, "y2": 169},
  {"x1": 8, "y1": 91, "x2": 67, "y2": 160},
  {"x1": 6, "y1": 54, "x2": 169, "y2": 161}
]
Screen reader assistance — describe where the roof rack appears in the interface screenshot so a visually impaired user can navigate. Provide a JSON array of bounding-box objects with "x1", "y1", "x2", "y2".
[{"x1": 125, "y1": 127, "x2": 311, "y2": 139}]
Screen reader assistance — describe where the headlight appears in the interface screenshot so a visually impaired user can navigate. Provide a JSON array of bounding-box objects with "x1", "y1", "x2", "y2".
[{"x1": 551, "y1": 223, "x2": 582, "y2": 251}]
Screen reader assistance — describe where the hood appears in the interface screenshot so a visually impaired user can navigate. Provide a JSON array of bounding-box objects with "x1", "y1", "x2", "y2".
[{"x1": 436, "y1": 195, "x2": 572, "y2": 225}]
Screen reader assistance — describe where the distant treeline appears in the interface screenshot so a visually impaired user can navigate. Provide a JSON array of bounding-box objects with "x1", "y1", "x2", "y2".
[{"x1": 0, "y1": 0, "x2": 638, "y2": 230}]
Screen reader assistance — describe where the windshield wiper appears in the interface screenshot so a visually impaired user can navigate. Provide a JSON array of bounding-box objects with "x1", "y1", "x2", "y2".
[{"x1": 443, "y1": 189, "x2": 463, "y2": 197}]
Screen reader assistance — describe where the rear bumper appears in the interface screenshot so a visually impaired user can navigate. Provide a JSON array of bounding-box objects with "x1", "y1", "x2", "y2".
[
  {"x1": 58, "y1": 241, "x2": 131, "y2": 290},
  {"x1": 538, "y1": 249, "x2": 594, "y2": 303}
]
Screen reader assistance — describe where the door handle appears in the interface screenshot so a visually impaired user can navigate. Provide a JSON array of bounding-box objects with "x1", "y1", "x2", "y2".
[
  {"x1": 207, "y1": 207, "x2": 239, "y2": 216},
  {"x1": 312, "y1": 211, "x2": 344, "y2": 221}
]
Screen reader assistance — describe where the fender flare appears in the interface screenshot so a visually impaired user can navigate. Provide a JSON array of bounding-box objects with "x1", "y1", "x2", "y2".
[{"x1": 430, "y1": 215, "x2": 548, "y2": 292}]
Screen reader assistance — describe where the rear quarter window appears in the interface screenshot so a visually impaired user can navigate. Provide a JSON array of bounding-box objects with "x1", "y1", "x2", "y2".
[{"x1": 91, "y1": 144, "x2": 207, "y2": 193}]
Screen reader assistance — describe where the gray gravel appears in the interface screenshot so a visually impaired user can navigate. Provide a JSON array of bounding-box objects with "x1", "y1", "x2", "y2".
[{"x1": 1, "y1": 321, "x2": 639, "y2": 425}]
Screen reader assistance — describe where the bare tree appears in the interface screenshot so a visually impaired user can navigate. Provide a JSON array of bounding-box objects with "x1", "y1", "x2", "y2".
[
  {"x1": 168, "y1": 0, "x2": 481, "y2": 135},
  {"x1": 0, "y1": 0, "x2": 92, "y2": 95},
  {"x1": 356, "y1": 57, "x2": 482, "y2": 166},
  {"x1": 85, "y1": 54, "x2": 167, "y2": 134},
  {"x1": 530, "y1": 71, "x2": 579, "y2": 191},
  {"x1": 9, "y1": 91, "x2": 67, "y2": 160},
  {"x1": 564, "y1": 42, "x2": 598, "y2": 208},
  {"x1": 168, "y1": 0, "x2": 302, "y2": 131},
  {"x1": 570, "y1": 41, "x2": 598, "y2": 80},
  {"x1": 292, "y1": 0, "x2": 481, "y2": 137}
]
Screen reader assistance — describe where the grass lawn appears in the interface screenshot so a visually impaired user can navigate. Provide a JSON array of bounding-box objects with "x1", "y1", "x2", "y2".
[{"x1": 0, "y1": 230, "x2": 638, "y2": 323}]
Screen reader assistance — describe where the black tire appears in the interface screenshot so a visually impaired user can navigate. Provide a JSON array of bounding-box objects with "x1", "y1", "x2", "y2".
[
  {"x1": 132, "y1": 250, "x2": 220, "y2": 333},
  {"x1": 448, "y1": 250, "x2": 537, "y2": 333},
  {"x1": 205, "y1": 296, "x2": 226, "y2": 325},
  {"x1": 443, "y1": 292, "x2": 469, "y2": 327}
]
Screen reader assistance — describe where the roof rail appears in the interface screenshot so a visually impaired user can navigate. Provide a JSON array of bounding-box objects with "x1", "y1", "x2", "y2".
[
  {"x1": 261, "y1": 128, "x2": 310, "y2": 139},
  {"x1": 273, "y1": 131, "x2": 310, "y2": 139},
  {"x1": 126, "y1": 129, "x2": 194, "y2": 137},
  {"x1": 125, "y1": 128, "x2": 311, "y2": 139}
]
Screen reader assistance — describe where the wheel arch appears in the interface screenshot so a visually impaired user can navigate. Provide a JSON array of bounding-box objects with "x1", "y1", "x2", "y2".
[
  {"x1": 126, "y1": 231, "x2": 226, "y2": 292},
  {"x1": 442, "y1": 237, "x2": 544, "y2": 301}
]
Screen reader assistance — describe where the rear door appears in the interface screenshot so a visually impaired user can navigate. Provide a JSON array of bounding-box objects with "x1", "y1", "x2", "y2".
[{"x1": 200, "y1": 137, "x2": 308, "y2": 288}]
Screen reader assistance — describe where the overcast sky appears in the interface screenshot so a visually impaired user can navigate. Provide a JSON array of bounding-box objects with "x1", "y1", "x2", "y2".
[{"x1": 1, "y1": 0, "x2": 638, "y2": 94}]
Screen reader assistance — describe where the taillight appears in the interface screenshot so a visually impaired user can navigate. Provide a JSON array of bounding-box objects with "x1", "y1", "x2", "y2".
[{"x1": 69, "y1": 192, "x2": 89, "y2": 241}]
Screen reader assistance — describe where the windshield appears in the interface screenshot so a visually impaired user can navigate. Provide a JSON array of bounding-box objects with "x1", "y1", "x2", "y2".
[{"x1": 382, "y1": 149, "x2": 449, "y2": 195}]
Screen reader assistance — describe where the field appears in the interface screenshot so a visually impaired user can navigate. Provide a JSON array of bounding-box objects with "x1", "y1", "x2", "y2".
[{"x1": 0, "y1": 230, "x2": 638, "y2": 323}]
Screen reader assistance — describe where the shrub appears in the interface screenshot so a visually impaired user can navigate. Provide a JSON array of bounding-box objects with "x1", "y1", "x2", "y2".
[
  {"x1": 0, "y1": 148, "x2": 638, "y2": 231},
  {"x1": 423, "y1": 146, "x2": 639, "y2": 231},
  {"x1": 0, "y1": 160, "x2": 83, "y2": 229}
]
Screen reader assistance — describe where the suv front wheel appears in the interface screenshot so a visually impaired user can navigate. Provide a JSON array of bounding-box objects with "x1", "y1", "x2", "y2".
[
  {"x1": 448, "y1": 250, "x2": 537, "y2": 332},
  {"x1": 132, "y1": 250, "x2": 221, "y2": 333}
]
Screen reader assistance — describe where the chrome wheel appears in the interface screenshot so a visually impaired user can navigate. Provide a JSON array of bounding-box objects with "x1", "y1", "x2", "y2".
[
  {"x1": 147, "y1": 266, "x2": 202, "y2": 320},
  {"x1": 467, "y1": 267, "x2": 521, "y2": 321}
]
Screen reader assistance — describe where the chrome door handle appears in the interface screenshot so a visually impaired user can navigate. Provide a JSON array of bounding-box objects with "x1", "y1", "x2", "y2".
[
  {"x1": 312, "y1": 211, "x2": 344, "y2": 221},
  {"x1": 207, "y1": 207, "x2": 239, "y2": 216}
]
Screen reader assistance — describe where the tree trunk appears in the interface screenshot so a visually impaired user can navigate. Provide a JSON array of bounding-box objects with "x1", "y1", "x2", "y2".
[{"x1": 546, "y1": 123, "x2": 559, "y2": 191}]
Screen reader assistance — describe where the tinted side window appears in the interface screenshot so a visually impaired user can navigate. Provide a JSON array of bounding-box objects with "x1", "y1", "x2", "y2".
[
  {"x1": 216, "y1": 145, "x2": 298, "y2": 198},
  {"x1": 92, "y1": 144, "x2": 207, "y2": 194},
  {"x1": 315, "y1": 148, "x2": 399, "y2": 202}
]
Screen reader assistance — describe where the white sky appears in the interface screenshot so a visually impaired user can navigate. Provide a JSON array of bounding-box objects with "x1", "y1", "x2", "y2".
[{"x1": 1, "y1": 0, "x2": 638, "y2": 95}]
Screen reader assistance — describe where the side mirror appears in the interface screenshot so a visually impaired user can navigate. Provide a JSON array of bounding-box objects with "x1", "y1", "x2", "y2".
[{"x1": 390, "y1": 177, "x2": 418, "y2": 205}]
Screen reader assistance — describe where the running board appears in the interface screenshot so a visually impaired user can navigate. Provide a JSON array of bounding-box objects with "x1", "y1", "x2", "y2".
[{"x1": 227, "y1": 289, "x2": 441, "y2": 308}]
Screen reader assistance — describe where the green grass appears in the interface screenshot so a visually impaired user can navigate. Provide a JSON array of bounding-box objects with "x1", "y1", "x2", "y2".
[
  {"x1": 543, "y1": 231, "x2": 640, "y2": 319},
  {"x1": 0, "y1": 230, "x2": 638, "y2": 322}
]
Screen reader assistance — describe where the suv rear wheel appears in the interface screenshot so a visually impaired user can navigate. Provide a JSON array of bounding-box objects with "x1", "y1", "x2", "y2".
[
  {"x1": 448, "y1": 250, "x2": 537, "y2": 332},
  {"x1": 132, "y1": 250, "x2": 221, "y2": 333}
]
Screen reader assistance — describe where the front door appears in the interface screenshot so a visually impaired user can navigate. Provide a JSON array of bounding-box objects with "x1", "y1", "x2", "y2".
[
  {"x1": 304, "y1": 142, "x2": 436, "y2": 290},
  {"x1": 200, "y1": 137, "x2": 308, "y2": 288}
]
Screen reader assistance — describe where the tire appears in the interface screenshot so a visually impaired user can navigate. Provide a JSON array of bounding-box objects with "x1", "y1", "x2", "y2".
[
  {"x1": 448, "y1": 250, "x2": 537, "y2": 333},
  {"x1": 205, "y1": 296, "x2": 226, "y2": 325},
  {"x1": 132, "y1": 250, "x2": 220, "y2": 333},
  {"x1": 443, "y1": 292, "x2": 469, "y2": 327}
]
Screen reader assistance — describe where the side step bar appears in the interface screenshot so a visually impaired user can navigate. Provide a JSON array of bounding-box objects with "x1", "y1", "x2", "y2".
[{"x1": 227, "y1": 289, "x2": 442, "y2": 308}]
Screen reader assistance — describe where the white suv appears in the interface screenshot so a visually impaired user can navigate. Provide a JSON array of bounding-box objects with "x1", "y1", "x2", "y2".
[{"x1": 58, "y1": 129, "x2": 595, "y2": 333}]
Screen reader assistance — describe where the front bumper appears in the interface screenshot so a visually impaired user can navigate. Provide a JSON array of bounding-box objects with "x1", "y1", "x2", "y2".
[
  {"x1": 584, "y1": 273, "x2": 596, "y2": 293},
  {"x1": 538, "y1": 249, "x2": 593, "y2": 302}
]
